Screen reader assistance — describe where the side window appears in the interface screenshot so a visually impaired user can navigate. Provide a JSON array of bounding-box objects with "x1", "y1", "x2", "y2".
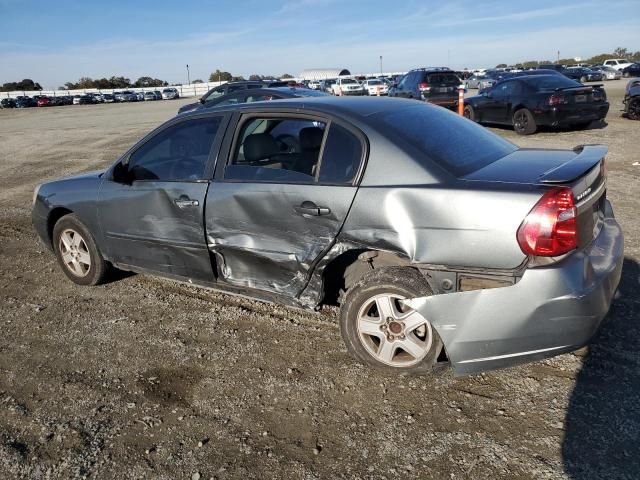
[
  {"x1": 127, "y1": 117, "x2": 221, "y2": 182},
  {"x1": 216, "y1": 95, "x2": 243, "y2": 107},
  {"x1": 398, "y1": 74, "x2": 411, "y2": 89},
  {"x1": 318, "y1": 124, "x2": 363, "y2": 184},
  {"x1": 224, "y1": 117, "x2": 327, "y2": 183},
  {"x1": 204, "y1": 89, "x2": 225, "y2": 103},
  {"x1": 494, "y1": 81, "x2": 516, "y2": 97},
  {"x1": 246, "y1": 94, "x2": 278, "y2": 102}
]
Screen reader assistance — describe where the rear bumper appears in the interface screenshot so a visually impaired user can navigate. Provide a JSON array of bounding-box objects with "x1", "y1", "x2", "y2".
[
  {"x1": 535, "y1": 103, "x2": 609, "y2": 126},
  {"x1": 406, "y1": 200, "x2": 624, "y2": 375}
]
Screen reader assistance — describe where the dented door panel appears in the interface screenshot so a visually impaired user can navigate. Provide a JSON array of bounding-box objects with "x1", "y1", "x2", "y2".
[{"x1": 205, "y1": 182, "x2": 357, "y2": 296}]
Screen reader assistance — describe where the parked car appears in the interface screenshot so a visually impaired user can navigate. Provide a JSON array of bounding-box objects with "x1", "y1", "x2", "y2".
[
  {"x1": 363, "y1": 78, "x2": 389, "y2": 96},
  {"x1": 15, "y1": 96, "x2": 36, "y2": 108},
  {"x1": 36, "y1": 96, "x2": 52, "y2": 107},
  {"x1": 161, "y1": 87, "x2": 180, "y2": 100},
  {"x1": 621, "y1": 63, "x2": 640, "y2": 78},
  {"x1": 602, "y1": 58, "x2": 634, "y2": 71},
  {"x1": 307, "y1": 80, "x2": 321, "y2": 90},
  {"x1": 331, "y1": 78, "x2": 366, "y2": 96},
  {"x1": 623, "y1": 79, "x2": 640, "y2": 120},
  {"x1": 562, "y1": 67, "x2": 603, "y2": 83},
  {"x1": 102, "y1": 94, "x2": 115, "y2": 103},
  {"x1": 322, "y1": 79, "x2": 337, "y2": 94},
  {"x1": 144, "y1": 91, "x2": 157, "y2": 101},
  {"x1": 463, "y1": 74, "x2": 609, "y2": 135},
  {"x1": 591, "y1": 66, "x2": 622, "y2": 80},
  {"x1": 1, "y1": 98, "x2": 16, "y2": 108},
  {"x1": 177, "y1": 87, "x2": 329, "y2": 113},
  {"x1": 389, "y1": 68, "x2": 461, "y2": 109},
  {"x1": 178, "y1": 81, "x2": 267, "y2": 112},
  {"x1": 464, "y1": 75, "x2": 484, "y2": 89},
  {"x1": 537, "y1": 64, "x2": 565, "y2": 72},
  {"x1": 31, "y1": 97, "x2": 623, "y2": 375},
  {"x1": 153, "y1": 90, "x2": 162, "y2": 100}
]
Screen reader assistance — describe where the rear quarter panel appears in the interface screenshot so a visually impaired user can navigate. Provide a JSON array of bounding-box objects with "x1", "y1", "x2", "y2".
[{"x1": 342, "y1": 182, "x2": 540, "y2": 270}]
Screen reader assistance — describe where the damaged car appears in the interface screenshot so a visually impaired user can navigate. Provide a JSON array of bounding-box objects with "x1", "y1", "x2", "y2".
[{"x1": 32, "y1": 97, "x2": 623, "y2": 375}]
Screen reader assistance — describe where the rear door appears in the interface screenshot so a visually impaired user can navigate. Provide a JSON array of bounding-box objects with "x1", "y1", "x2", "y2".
[
  {"x1": 204, "y1": 111, "x2": 365, "y2": 298},
  {"x1": 97, "y1": 114, "x2": 227, "y2": 282}
]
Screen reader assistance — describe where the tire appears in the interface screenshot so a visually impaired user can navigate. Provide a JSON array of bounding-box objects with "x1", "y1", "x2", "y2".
[
  {"x1": 52, "y1": 214, "x2": 109, "y2": 286},
  {"x1": 463, "y1": 104, "x2": 475, "y2": 121},
  {"x1": 512, "y1": 108, "x2": 537, "y2": 135},
  {"x1": 339, "y1": 267, "x2": 443, "y2": 374},
  {"x1": 580, "y1": 76, "x2": 587, "y2": 83},
  {"x1": 628, "y1": 98, "x2": 640, "y2": 120},
  {"x1": 623, "y1": 72, "x2": 630, "y2": 78},
  {"x1": 573, "y1": 121, "x2": 592, "y2": 130}
]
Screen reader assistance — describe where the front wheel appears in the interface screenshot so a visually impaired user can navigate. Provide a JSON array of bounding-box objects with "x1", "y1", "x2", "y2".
[
  {"x1": 513, "y1": 108, "x2": 537, "y2": 135},
  {"x1": 339, "y1": 267, "x2": 443, "y2": 374},
  {"x1": 53, "y1": 214, "x2": 109, "y2": 286}
]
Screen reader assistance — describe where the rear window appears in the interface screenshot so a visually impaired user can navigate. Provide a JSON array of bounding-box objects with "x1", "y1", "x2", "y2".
[
  {"x1": 523, "y1": 76, "x2": 581, "y2": 90},
  {"x1": 426, "y1": 73, "x2": 460, "y2": 84},
  {"x1": 379, "y1": 105, "x2": 517, "y2": 176}
]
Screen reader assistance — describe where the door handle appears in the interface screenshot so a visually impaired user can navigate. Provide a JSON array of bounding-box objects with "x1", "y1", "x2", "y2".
[
  {"x1": 294, "y1": 201, "x2": 331, "y2": 216},
  {"x1": 174, "y1": 197, "x2": 199, "y2": 208}
]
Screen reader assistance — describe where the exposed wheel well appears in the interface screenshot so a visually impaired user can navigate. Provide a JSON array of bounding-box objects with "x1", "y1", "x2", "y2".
[
  {"x1": 322, "y1": 249, "x2": 415, "y2": 306},
  {"x1": 46, "y1": 207, "x2": 73, "y2": 247}
]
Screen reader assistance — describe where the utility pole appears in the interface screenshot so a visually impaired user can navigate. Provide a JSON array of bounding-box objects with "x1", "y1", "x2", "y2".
[
  {"x1": 557, "y1": 51, "x2": 560, "y2": 63},
  {"x1": 186, "y1": 64, "x2": 190, "y2": 85},
  {"x1": 379, "y1": 55, "x2": 383, "y2": 75}
]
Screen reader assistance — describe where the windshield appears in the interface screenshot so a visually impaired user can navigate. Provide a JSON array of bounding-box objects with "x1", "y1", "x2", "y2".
[
  {"x1": 341, "y1": 79, "x2": 357, "y2": 85},
  {"x1": 368, "y1": 80, "x2": 382, "y2": 85},
  {"x1": 379, "y1": 105, "x2": 517, "y2": 176}
]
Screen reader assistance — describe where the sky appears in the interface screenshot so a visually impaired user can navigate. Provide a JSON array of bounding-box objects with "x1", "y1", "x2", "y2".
[{"x1": 1, "y1": 0, "x2": 639, "y2": 89}]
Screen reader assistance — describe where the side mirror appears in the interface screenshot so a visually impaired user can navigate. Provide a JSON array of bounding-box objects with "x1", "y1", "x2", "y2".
[
  {"x1": 111, "y1": 161, "x2": 132, "y2": 184},
  {"x1": 199, "y1": 97, "x2": 206, "y2": 104}
]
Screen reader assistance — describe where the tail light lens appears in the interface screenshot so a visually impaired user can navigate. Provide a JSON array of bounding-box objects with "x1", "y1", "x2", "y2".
[
  {"x1": 517, "y1": 188, "x2": 578, "y2": 256},
  {"x1": 418, "y1": 82, "x2": 430, "y2": 91},
  {"x1": 547, "y1": 94, "x2": 568, "y2": 106}
]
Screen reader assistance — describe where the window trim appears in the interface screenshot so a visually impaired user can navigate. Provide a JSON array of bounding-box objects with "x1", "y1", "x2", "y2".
[
  {"x1": 217, "y1": 111, "x2": 368, "y2": 187},
  {"x1": 109, "y1": 112, "x2": 229, "y2": 184}
]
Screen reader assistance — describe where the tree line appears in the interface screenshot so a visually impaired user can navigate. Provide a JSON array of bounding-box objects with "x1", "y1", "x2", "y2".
[
  {"x1": 208, "y1": 69, "x2": 293, "y2": 82},
  {"x1": 62, "y1": 76, "x2": 169, "y2": 90},
  {"x1": 495, "y1": 47, "x2": 640, "y2": 69}
]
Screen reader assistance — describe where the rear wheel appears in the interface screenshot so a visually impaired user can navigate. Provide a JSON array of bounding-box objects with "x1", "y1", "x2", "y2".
[
  {"x1": 339, "y1": 267, "x2": 443, "y2": 374},
  {"x1": 53, "y1": 214, "x2": 109, "y2": 286},
  {"x1": 513, "y1": 108, "x2": 537, "y2": 135},
  {"x1": 628, "y1": 98, "x2": 640, "y2": 120},
  {"x1": 623, "y1": 71, "x2": 630, "y2": 78},
  {"x1": 463, "y1": 105, "x2": 475, "y2": 121}
]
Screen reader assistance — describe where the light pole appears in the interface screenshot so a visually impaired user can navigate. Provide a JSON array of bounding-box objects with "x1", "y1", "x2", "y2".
[
  {"x1": 379, "y1": 55, "x2": 383, "y2": 76},
  {"x1": 186, "y1": 64, "x2": 190, "y2": 85}
]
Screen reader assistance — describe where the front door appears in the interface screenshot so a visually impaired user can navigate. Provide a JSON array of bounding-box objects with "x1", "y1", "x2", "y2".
[
  {"x1": 98, "y1": 114, "x2": 225, "y2": 282},
  {"x1": 205, "y1": 113, "x2": 365, "y2": 298}
]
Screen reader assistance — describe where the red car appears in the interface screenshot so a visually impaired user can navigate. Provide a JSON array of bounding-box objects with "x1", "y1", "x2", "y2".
[{"x1": 36, "y1": 97, "x2": 51, "y2": 107}]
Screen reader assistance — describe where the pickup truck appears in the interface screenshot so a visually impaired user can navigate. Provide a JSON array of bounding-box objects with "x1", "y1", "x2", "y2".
[{"x1": 331, "y1": 78, "x2": 366, "y2": 96}]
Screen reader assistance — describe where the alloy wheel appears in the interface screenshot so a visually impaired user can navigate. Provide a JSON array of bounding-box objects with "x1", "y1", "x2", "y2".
[
  {"x1": 356, "y1": 293, "x2": 433, "y2": 367},
  {"x1": 58, "y1": 229, "x2": 91, "y2": 277}
]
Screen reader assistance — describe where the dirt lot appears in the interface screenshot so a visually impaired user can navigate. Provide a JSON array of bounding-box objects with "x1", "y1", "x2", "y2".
[{"x1": 0, "y1": 84, "x2": 639, "y2": 480}]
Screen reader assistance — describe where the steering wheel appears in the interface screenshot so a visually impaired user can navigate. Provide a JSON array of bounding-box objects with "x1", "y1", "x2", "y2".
[{"x1": 275, "y1": 134, "x2": 300, "y2": 154}]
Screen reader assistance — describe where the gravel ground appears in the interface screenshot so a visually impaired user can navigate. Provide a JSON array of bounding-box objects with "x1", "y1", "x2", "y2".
[{"x1": 0, "y1": 83, "x2": 639, "y2": 480}]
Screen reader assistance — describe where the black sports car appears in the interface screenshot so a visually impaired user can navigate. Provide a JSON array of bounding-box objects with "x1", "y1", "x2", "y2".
[
  {"x1": 623, "y1": 79, "x2": 640, "y2": 120},
  {"x1": 463, "y1": 74, "x2": 609, "y2": 135},
  {"x1": 562, "y1": 67, "x2": 603, "y2": 83},
  {"x1": 622, "y1": 63, "x2": 640, "y2": 78}
]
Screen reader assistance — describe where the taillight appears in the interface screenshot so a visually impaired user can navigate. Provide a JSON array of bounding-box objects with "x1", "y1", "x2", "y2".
[
  {"x1": 517, "y1": 188, "x2": 578, "y2": 256},
  {"x1": 419, "y1": 82, "x2": 430, "y2": 90},
  {"x1": 547, "y1": 94, "x2": 568, "y2": 106}
]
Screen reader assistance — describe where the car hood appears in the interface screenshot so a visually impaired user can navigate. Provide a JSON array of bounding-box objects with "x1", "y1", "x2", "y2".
[{"x1": 57, "y1": 170, "x2": 105, "y2": 183}]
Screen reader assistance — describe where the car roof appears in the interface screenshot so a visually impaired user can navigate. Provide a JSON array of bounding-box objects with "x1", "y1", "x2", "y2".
[{"x1": 178, "y1": 96, "x2": 426, "y2": 121}]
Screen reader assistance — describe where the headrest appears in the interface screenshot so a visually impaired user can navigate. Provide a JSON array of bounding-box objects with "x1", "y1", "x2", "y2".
[
  {"x1": 299, "y1": 127, "x2": 324, "y2": 151},
  {"x1": 243, "y1": 133, "x2": 279, "y2": 162}
]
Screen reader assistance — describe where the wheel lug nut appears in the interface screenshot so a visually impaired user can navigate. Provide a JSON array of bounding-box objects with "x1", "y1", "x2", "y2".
[
  {"x1": 380, "y1": 324, "x2": 387, "y2": 330},
  {"x1": 387, "y1": 335, "x2": 393, "y2": 342}
]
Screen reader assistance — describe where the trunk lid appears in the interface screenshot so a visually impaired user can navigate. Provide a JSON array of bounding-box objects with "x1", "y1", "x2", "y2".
[{"x1": 463, "y1": 145, "x2": 608, "y2": 250}]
